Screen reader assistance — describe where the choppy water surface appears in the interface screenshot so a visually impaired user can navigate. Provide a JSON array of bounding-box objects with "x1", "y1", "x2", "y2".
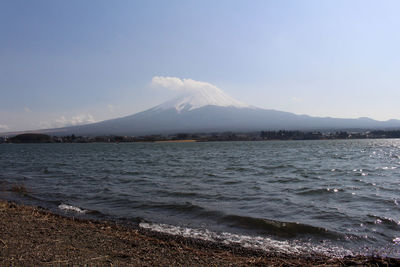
[{"x1": 1, "y1": 140, "x2": 400, "y2": 257}]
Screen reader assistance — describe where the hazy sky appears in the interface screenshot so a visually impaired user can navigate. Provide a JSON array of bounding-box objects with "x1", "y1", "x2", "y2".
[{"x1": 1, "y1": 0, "x2": 400, "y2": 132}]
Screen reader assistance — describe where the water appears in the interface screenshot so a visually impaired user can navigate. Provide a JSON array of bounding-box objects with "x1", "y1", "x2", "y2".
[{"x1": 1, "y1": 140, "x2": 400, "y2": 257}]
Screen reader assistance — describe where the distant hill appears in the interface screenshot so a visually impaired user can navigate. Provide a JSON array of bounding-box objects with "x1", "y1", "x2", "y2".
[{"x1": 9, "y1": 133, "x2": 52, "y2": 143}]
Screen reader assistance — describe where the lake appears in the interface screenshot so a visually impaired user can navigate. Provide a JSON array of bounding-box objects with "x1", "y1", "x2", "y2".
[{"x1": 1, "y1": 139, "x2": 399, "y2": 257}]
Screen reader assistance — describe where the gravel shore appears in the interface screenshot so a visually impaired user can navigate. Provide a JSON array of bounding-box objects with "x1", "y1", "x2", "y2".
[{"x1": 0, "y1": 200, "x2": 398, "y2": 266}]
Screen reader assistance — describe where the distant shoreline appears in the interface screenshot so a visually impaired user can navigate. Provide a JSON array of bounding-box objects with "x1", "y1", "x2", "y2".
[
  {"x1": 1, "y1": 199, "x2": 398, "y2": 266},
  {"x1": 3, "y1": 130, "x2": 400, "y2": 144},
  {"x1": 154, "y1": 139, "x2": 197, "y2": 143}
]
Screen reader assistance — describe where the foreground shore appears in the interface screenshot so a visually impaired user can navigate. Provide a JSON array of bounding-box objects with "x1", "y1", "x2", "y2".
[{"x1": 0, "y1": 200, "x2": 398, "y2": 266}]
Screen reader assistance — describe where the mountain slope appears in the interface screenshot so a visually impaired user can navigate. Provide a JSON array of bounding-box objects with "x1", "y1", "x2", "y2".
[
  {"x1": 30, "y1": 87, "x2": 400, "y2": 136},
  {"x1": 47, "y1": 105, "x2": 400, "y2": 136}
]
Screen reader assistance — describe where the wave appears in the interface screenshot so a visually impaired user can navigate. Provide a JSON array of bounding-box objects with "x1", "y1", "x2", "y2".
[
  {"x1": 259, "y1": 164, "x2": 297, "y2": 170},
  {"x1": 268, "y1": 176, "x2": 302, "y2": 183},
  {"x1": 154, "y1": 190, "x2": 206, "y2": 198},
  {"x1": 218, "y1": 214, "x2": 341, "y2": 239},
  {"x1": 139, "y1": 222, "x2": 353, "y2": 257},
  {"x1": 58, "y1": 203, "x2": 87, "y2": 214},
  {"x1": 136, "y1": 201, "x2": 341, "y2": 239},
  {"x1": 296, "y1": 187, "x2": 341, "y2": 195},
  {"x1": 367, "y1": 214, "x2": 400, "y2": 227}
]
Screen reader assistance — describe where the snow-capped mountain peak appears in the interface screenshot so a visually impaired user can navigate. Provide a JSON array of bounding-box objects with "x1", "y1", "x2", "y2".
[{"x1": 155, "y1": 86, "x2": 250, "y2": 112}]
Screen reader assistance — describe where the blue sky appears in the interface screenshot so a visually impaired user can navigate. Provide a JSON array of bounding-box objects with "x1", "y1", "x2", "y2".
[{"x1": 1, "y1": 0, "x2": 400, "y2": 131}]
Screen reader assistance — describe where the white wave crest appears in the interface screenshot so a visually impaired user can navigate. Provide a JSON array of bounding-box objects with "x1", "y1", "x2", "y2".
[
  {"x1": 139, "y1": 222, "x2": 353, "y2": 257},
  {"x1": 58, "y1": 203, "x2": 87, "y2": 214}
]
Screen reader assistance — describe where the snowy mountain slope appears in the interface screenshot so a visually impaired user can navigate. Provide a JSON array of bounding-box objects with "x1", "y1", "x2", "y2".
[{"x1": 153, "y1": 85, "x2": 250, "y2": 112}]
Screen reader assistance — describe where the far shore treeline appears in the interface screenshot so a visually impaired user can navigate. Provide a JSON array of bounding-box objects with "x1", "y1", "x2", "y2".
[{"x1": 3, "y1": 130, "x2": 400, "y2": 143}]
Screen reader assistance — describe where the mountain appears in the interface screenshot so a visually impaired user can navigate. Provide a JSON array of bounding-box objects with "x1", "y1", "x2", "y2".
[
  {"x1": 154, "y1": 85, "x2": 250, "y2": 112},
  {"x1": 24, "y1": 88, "x2": 400, "y2": 136}
]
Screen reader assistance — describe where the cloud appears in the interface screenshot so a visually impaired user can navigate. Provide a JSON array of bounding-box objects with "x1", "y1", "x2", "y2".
[
  {"x1": 151, "y1": 76, "x2": 221, "y2": 94},
  {"x1": 108, "y1": 104, "x2": 114, "y2": 113},
  {"x1": 0, "y1": 124, "x2": 9, "y2": 130},
  {"x1": 40, "y1": 114, "x2": 96, "y2": 129},
  {"x1": 290, "y1": 97, "x2": 302, "y2": 103}
]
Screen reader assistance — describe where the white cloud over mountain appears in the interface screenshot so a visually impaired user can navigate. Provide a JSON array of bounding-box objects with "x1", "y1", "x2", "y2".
[
  {"x1": 0, "y1": 124, "x2": 9, "y2": 130},
  {"x1": 151, "y1": 76, "x2": 222, "y2": 94}
]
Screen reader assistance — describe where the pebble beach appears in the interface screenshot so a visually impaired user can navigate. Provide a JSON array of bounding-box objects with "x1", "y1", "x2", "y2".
[{"x1": 1, "y1": 200, "x2": 399, "y2": 266}]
